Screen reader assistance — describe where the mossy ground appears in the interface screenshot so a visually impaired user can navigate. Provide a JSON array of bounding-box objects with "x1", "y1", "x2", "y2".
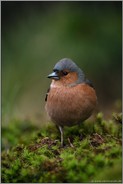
[{"x1": 2, "y1": 113, "x2": 122, "y2": 183}]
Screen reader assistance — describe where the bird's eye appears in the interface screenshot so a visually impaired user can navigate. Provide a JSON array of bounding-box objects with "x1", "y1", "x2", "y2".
[
  {"x1": 53, "y1": 69, "x2": 59, "y2": 73},
  {"x1": 62, "y1": 70, "x2": 68, "y2": 76}
]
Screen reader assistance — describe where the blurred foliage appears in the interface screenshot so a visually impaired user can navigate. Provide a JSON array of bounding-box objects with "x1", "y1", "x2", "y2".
[
  {"x1": 1, "y1": 113, "x2": 122, "y2": 183},
  {"x1": 1, "y1": 1, "x2": 122, "y2": 123}
]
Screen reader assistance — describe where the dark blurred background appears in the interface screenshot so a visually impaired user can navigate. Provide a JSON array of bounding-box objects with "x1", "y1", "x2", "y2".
[{"x1": 2, "y1": 1, "x2": 122, "y2": 125}]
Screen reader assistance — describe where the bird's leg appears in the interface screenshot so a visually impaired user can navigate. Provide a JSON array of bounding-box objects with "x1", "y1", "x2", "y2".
[{"x1": 58, "y1": 125, "x2": 64, "y2": 147}]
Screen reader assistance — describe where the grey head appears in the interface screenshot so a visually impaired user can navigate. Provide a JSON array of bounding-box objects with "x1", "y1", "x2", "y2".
[{"x1": 53, "y1": 58, "x2": 86, "y2": 84}]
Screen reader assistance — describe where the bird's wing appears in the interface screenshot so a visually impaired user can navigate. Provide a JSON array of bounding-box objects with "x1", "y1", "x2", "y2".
[
  {"x1": 85, "y1": 79, "x2": 94, "y2": 88},
  {"x1": 45, "y1": 87, "x2": 50, "y2": 101}
]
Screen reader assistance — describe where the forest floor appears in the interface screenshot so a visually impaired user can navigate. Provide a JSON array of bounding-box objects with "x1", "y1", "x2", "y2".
[{"x1": 1, "y1": 112, "x2": 122, "y2": 183}]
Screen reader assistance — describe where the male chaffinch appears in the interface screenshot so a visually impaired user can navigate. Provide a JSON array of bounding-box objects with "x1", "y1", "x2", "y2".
[{"x1": 45, "y1": 58, "x2": 97, "y2": 147}]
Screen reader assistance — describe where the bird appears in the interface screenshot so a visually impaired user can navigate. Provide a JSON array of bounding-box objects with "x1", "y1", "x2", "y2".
[{"x1": 45, "y1": 58, "x2": 97, "y2": 147}]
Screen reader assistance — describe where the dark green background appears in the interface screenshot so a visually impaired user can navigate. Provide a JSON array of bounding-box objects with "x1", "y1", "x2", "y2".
[{"x1": 2, "y1": 1, "x2": 122, "y2": 124}]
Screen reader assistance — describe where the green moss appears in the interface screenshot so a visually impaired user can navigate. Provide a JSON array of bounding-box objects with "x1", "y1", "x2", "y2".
[
  {"x1": 2, "y1": 119, "x2": 40, "y2": 150},
  {"x1": 1, "y1": 113, "x2": 122, "y2": 183}
]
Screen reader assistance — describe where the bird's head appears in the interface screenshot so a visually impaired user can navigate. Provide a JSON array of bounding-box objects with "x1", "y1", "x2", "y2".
[{"x1": 47, "y1": 58, "x2": 85, "y2": 87}]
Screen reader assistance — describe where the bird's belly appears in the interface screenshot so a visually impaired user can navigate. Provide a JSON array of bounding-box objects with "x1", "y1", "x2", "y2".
[{"x1": 45, "y1": 85, "x2": 97, "y2": 126}]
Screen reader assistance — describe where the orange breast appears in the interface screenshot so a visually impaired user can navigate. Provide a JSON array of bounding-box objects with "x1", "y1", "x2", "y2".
[{"x1": 45, "y1": 83, "x2": 97, "y2": 126}]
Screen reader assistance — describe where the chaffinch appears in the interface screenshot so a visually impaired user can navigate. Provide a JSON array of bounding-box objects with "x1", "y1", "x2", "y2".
[{"x1": 45, "y1": 58, "x2": 97, "y2": 147}]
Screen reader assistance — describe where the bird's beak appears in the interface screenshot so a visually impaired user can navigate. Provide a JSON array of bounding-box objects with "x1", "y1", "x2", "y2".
[{"x1": 47, "y1": 71, "x2": 59, "y2": 80}]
